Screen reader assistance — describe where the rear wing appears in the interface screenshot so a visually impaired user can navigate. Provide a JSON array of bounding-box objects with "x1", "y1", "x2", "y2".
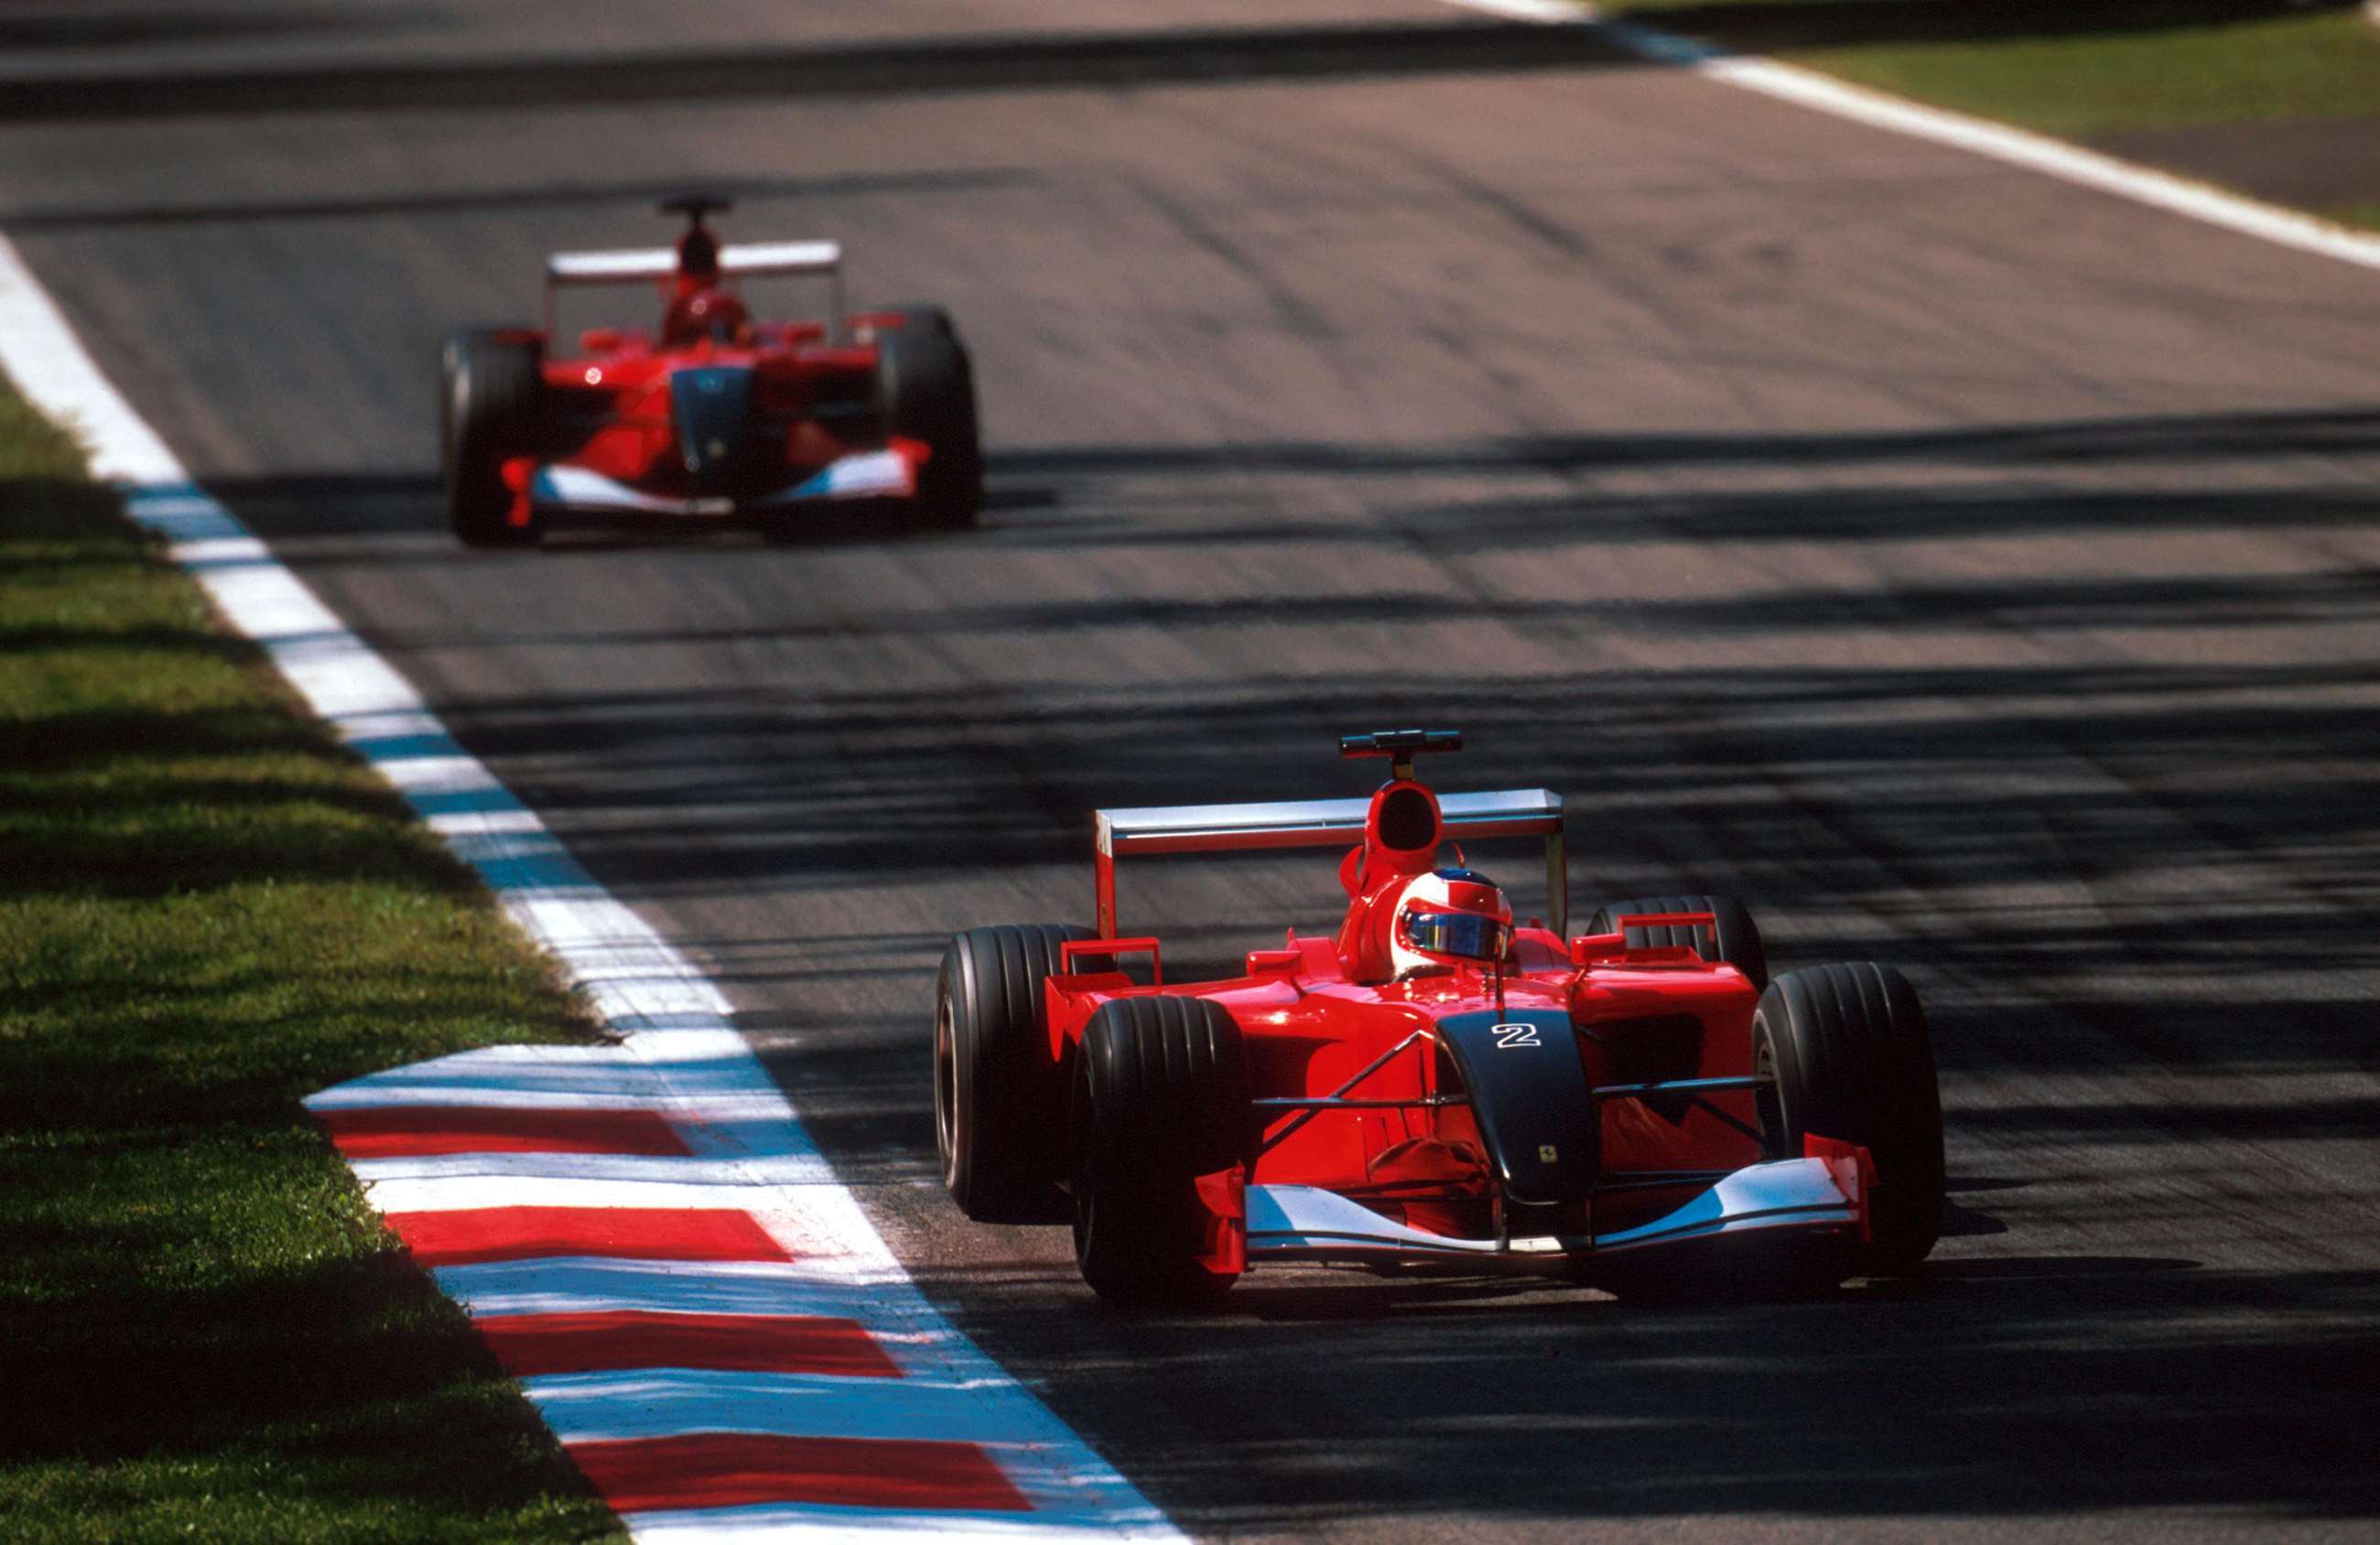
[
  {"x1": 545, "y1": 241, "x2": 842, "y2": 284},
  {"x1": 1092, "y1": 788, "x2": 1565, "y2": 939},
  {"x1": 541, "y1": 241, "x2": 848, "y2": 334}
]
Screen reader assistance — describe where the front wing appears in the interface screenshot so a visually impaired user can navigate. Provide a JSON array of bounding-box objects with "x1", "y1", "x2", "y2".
[
  {"x1": 1246, "y1": 1154, "x2": 1864, "y2": 1269},
  {"x1": 526, "y1": 448, "x2": 915, "y2": 518}
]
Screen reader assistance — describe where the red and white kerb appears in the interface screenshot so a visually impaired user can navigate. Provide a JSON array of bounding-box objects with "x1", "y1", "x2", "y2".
[{"x1": 309, "y1": 1042, "x2": 1174, "y2": 1540}]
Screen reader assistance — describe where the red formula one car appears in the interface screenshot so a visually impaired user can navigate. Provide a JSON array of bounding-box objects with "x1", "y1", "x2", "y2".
[
  {"x1": 936, "y1": 730, "x2": 1945, "y2": 1306},
  {"x1": 439, "y1": 196, "x2": 980, "y2": 546}
]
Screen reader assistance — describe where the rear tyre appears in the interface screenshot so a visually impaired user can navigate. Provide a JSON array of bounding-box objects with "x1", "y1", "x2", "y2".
[
  {"x1": 1752, "y1": 962, "x2": 1944, "y2": 1277},
  {"x1": 1588, "y1": 893, "x2": 1769, "y2": 990},
  {"x1": 1071, "y1": 997, "x2": 1249, "y2": 1308},
  {"x1": 876, "y1": 313, "x2": 981, "y2": 530},
  {"x1": 935, "y1": 924, "x2": 1103, "y2": 1224},
  {"x1": 441, "y1": 330, "x2": 544, "y2": 548}
]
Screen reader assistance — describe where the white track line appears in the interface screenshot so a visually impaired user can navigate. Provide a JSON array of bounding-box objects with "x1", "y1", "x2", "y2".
[
  {"x1": 0, "y1": 231, "x2": 1175, "y2": 1541},
  {"x1": 362, "y1": 1174, "x2": 840, "y2": 1215},
  {"x1": 347, "y1": 1152, "x2": 835, "y2": 1187},
  {"x1": 1447, "y1": 0, "x2": 2380, "y2": 276}
]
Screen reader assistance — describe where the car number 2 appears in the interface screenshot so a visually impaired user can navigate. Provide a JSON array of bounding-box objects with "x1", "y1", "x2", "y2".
[{"x1": 1492, "y1": 1022, "x2": 1541, "y2": 1049}]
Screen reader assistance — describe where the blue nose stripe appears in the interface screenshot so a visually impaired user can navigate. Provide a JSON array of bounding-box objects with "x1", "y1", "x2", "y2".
[{"x1": 669, "y1": 366, "x2": 753, "y2": 491}]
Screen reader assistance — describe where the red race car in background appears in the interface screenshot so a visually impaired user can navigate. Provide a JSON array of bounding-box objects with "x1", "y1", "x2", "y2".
[
  {"x1": 935, "y1": 730, "x2": 1945, "y2": 1307},
  {"x1": 440, "y1": 195, "x2": 980, "y2": 546}
]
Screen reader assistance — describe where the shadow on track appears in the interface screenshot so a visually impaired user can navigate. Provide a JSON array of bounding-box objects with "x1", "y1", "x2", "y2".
[
  {"x1": 194, "y1": 400, "x2": 2380, "y2": 1528},
  {"x1": 0, "y1": 167, "x2": 1041, "y2": 234},
  {"x1": 185, "y1": 400, "x2": 2380, "y2": 543},
  {"x1": 985, "y1": 405, "x2": 2380, "y2": 479},
  {"x1": 895, "y1": 1252, "x2": 2380, "y2": 1529},
  {"x1": 198, "y1": 410, "x2": 2380, "y2": 1026},
  {"x1": 0, "y1": 3, "x2": 425, "y2": 54},
  {"x1": 0, "y1": 18, "x2": 1641, "y2": 124}
]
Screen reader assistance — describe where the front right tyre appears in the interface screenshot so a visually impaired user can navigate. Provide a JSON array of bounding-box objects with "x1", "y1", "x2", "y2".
[
  {"x1": 1071, "y1": 996, "x2": 1250, "y2": 1309},
  {"x1": 440, "y1": 330, "x2": 544, "y2": 548}
]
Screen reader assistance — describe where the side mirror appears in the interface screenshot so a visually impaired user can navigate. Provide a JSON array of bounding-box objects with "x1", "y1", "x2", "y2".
[{"x1": 1569, "y1": 930, "x2": 1627, "y2": 967}]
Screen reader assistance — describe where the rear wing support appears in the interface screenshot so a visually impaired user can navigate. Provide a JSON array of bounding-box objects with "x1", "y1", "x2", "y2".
[{"x1": 1091, "y1": 789, "x2": 1564, "y2": 940}]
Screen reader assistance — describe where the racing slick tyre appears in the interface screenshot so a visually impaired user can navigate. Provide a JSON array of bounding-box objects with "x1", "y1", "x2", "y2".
[
  {"x1": 936, "y1": 924, "x2": 1105, "y2": 1225},
  {"x1": 1752, "y1": 962, "x2": 1944, "y2": 1278},
  {"x1": 441, "y1": 330, "x2": 544, "y2": 548},
  {"x1": 1071, "y1": 997, "x2": 1250, "y2": 1309},
  {"x1": 876, "y1": 312, "x2": 982, "y2": 530},
  {"x1": 1588, "y1": 893, "x2": 1769, "y2": 990}
]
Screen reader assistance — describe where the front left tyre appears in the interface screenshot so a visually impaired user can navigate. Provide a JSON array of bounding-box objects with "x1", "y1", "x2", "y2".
[{"x1": 440, "y1": 330, "x2": 544, "y2": 548}]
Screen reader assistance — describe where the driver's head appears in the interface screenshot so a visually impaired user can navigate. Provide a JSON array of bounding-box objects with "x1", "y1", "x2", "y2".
[
  {"x1": 663, "y1": 288, "x2": 752, "y2": 346},
  {"x1": 1389, "y1": 868, "x2": 1513, "y2": 979}
]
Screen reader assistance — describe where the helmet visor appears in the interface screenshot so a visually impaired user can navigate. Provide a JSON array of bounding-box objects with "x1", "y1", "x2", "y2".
[{"x1": 1401, "y1": 909, "x2": 1512, "y2": 964}]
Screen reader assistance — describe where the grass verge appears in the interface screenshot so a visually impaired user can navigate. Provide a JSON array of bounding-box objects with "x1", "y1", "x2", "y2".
[
  {"x1": 1609, "y1": 1, "x2": 2380, "y2": 230},
  {"x1": 0, "y1": 384, "x2": 619, "y2": 1540}
]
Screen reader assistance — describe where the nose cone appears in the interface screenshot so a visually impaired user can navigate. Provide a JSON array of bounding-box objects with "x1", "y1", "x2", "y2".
[{"x1": 669, "y1": 366, "x2": 753, "y2": 492}]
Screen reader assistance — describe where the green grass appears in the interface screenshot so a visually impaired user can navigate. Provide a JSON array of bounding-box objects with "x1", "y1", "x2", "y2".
[
  {"x1": 1608, "y1": 2, "x2": 2380, "y2": 227},
  {"x1": 1611, "y1": 1, "x2": 2380, "y2": 132},
  {"x1": 0, "y1": 386, "x2": 620, "y2": 1540}
]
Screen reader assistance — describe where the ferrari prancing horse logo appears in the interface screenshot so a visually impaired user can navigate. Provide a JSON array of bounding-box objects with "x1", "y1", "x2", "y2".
[{"x1": 1492, "y1": 1022, "x2": 1541, "y2": 1049}]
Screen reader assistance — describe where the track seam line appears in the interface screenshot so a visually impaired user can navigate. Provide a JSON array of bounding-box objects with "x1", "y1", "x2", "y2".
[{"x1": 0, "y1": 232, "x2": 1178, "y2": 1541}]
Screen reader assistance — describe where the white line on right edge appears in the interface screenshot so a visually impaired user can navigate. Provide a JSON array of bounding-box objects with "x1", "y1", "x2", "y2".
[{"x1": 1445, "y1": 0, "x2": 2380, "y2": 276}]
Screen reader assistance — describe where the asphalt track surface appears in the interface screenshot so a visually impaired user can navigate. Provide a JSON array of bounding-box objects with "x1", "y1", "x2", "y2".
[{"x1": 8, "y1": 1, "x2": 2379, "y2": 1537}]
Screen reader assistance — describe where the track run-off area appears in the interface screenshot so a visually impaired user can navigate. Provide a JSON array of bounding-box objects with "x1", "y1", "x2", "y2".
[{"x1": 4, "y1": 0, "x2": 2377, "y2": 1539}]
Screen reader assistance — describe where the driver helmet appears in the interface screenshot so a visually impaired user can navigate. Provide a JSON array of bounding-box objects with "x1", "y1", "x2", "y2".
[
  {"x1": 1390, "y1": 868, "x2": 1513, "y2": 979},
  {"x1": 664, "y1": 288, "x2": 752, "y2": 346}
]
